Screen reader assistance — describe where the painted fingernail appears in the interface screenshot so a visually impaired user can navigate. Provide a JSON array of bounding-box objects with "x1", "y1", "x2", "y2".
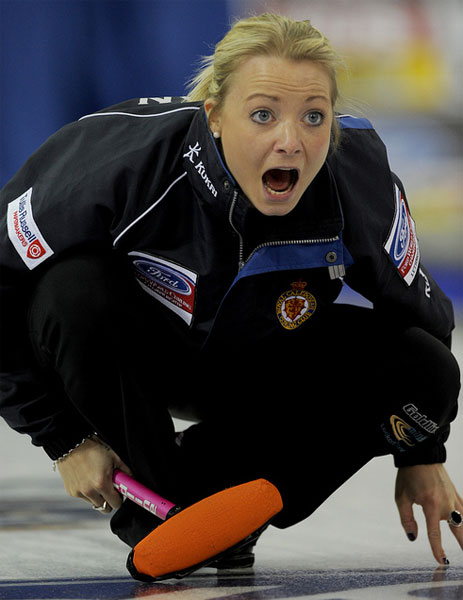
[
  {"x1": 407, "y1": 533, "x2": 416, "y2": 541},
  {"x1": 442, "y1": 557, "x2": 450, "y2": 565}
]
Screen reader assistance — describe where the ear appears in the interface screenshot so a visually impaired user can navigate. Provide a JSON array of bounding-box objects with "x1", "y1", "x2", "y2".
[{"x1": 204, "y1": 98, "x2": 221, "y2": 134}]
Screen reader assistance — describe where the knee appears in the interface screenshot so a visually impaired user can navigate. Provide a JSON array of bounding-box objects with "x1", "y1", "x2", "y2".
[
  {"x1": 27, "y1": 250, "x2": 128, "y2": 365},
  {"x1": 30, "y1": 251, "x2": 114, "y2": 328}
]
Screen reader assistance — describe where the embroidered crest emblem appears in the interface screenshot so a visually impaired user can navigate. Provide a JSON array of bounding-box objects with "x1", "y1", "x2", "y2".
[{"x1": 276, "y1": 280, "x2": 317, "y2": 330}]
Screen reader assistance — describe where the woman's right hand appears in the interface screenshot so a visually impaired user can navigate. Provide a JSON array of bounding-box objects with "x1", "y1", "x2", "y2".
[{"x1": 57, "y1": 436, "x2": 132, "y2": 513}]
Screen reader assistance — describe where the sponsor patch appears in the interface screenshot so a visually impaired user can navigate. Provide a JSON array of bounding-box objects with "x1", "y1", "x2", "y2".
[
  {"x1": 183, "y1": 141, "x2": 218, "y2": 197},
  {"x1": 384, "y1": 184, "x2": 420, "y2": 286},
  {"x1": 390, "y1": 415, "x2": 414, "y2": 447},
  {"x1": 276, "y1": 279, "x2": 317, "y2": 330},
  {"x1": 7, "y1": 188, "x2": 54, "y2": 269},
  {"x1": 403, "y1": 403, "x2": 438, "y2": 434},
  {"x1": 381, "y1": 414, "x2": 428, "y2": 453},
  {"x1": 129, "y1": 252, "x2": 197, "y2": 325}
]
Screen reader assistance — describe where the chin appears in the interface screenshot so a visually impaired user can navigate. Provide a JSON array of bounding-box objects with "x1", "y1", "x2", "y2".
[
  {"x1": 258, "y1": 205, "x2": 295, "y2": 217},
  {"x1": 254, "y1": 196, "x2": 301, "y2": 217}
]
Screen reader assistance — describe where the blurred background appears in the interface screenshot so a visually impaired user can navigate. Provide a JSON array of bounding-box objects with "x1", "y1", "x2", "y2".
[{"x1": 1, "y1": 0, "x2": 462, "y2": 312}]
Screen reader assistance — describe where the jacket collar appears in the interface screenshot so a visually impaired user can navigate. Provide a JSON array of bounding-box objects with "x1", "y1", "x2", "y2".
[{"x1": 183, "y1": 105, "x2": 237, "y2": 215}]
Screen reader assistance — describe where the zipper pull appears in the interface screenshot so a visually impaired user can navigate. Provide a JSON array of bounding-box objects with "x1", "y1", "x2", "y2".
[{"x1": 328, "y1": 264, "x2": 346, "y2": 280}]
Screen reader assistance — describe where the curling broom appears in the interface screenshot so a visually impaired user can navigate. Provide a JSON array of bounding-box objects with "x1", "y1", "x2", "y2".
[{"x1": 113, "y1": 469, "x2": 283, "y2": 581}]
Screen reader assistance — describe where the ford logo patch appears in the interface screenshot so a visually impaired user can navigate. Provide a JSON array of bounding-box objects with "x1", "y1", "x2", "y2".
[
  {"x1": 393, "y1": 202, "x2": 410, "y2": 262},
  {"x1": 133, "y1": 259, "x2": 192, "y2": 295}
]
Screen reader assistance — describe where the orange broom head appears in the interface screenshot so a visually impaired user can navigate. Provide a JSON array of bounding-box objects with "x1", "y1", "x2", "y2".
[{"x1": 133, "y1": 478, "x2": 283, "y2": 579}]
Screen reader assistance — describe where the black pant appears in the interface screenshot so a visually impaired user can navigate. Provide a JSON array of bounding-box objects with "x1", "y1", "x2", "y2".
[{"x1": 28, "y1": 250, "x2": 460, "y2": 546}]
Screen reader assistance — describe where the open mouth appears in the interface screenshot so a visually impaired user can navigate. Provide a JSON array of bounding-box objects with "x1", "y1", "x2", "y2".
[{"x1": 262, "y1": 168, "x2": 299, "y2": 197}]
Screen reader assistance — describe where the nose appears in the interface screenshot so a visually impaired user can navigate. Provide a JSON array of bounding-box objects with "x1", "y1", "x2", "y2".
[{"x1": 274, "y1": 121, "x2": 302, "y2": 155}]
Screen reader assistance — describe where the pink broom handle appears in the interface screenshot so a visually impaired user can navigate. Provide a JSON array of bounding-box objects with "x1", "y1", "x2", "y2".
[{"x1": 113, "y1": 469, "x2": 178, "y2": 521}]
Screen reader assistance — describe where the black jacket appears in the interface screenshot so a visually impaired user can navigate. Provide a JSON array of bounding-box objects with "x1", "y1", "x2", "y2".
[{"x1": 0, "y1": 97, "x2": 455, "y2": 464}]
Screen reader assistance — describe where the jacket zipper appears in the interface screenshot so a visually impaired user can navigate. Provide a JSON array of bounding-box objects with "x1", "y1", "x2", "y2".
[
  {"x1": 228, "y1": 191, "x2": 245, "y2": 268},
  {"x1": 228, "y1": 190, "x2": 340, "y2": 271}
]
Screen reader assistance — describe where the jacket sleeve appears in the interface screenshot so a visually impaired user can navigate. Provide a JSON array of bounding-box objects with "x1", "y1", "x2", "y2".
[
  {"x1": 0, "y1": 119, "x2": 117, "y2": 457},
  {"x1": 333, "y1": 124, "x2": 457, "y2": 468},
  {"x1": 343, "y1": 171, "x2": 454, "y2": 345},
  {"x1": 0, "y1": 100, "x2": 179, "y2": 458}
]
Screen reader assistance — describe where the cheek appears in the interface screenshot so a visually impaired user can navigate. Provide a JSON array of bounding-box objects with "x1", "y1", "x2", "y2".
[
  {"x1": 310, "y1": 133, "x2": 331, "y2": 165},
  {"x1": 223, "y1": 134, "x2": 262, "y2": 178}
]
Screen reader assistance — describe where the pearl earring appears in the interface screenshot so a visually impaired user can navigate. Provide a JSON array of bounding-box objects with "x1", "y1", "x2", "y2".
[{"x1": 213, "y1": 131, "x2": 220, "y2": 139}]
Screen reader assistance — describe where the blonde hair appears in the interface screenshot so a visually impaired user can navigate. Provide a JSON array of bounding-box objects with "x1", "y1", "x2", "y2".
[{"x1": 186, "y1": 13, "x2": 344, "y2": 146}]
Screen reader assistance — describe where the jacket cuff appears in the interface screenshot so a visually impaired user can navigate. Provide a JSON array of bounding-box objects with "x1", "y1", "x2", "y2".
[
  {"x1": 394, "y1": 441, "x2": 447, "y2": 468},
  {"x1": 41, "y1": 429, "x2": 95, "y2": 461}
]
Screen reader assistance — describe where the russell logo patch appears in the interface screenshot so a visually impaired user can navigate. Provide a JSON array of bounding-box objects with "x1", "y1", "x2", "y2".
[
  {"x1": 276, "y1": 279, "x2": 317, "y2": 330},
  {"x1": 7, "y1": 187, "x2": 54, "y2": 269},
  {"x1": 384, "y1": 184, "x2": 420, "y2": 286},
  {"x1": 129, "y1": 252, "x2": 197, "y2": 325}
]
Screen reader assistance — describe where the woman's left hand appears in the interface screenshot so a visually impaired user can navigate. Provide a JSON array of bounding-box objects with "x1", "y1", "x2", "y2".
[{"x1": 395, "y1": 463, "x2": 463, "y2": 564}]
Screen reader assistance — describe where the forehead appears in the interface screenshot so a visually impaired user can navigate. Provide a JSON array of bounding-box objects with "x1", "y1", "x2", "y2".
[{"x1": 227, "y1": 55, "x2": 332, "y2": 102}]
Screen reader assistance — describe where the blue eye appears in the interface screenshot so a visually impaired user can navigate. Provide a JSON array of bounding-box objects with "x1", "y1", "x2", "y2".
[
  {"x1": 251, "y1": 110, "x2": 273, "y2": 124},
  {"x1": 305, "y1": 111, "x2": 324, "y2": 126}
]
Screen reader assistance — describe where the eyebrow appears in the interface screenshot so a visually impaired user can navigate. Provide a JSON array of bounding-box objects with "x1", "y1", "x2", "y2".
[{"x1": 245, "y1": 93, "x2": 330, "y2": 103}]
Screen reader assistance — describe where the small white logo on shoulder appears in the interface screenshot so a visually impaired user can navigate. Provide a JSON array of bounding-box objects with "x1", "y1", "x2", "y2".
[
  {"x1": 7, "y1": 188, "x2": 54, "y2": 269},
  {"x1": 138, "y1": 97, "x2": 188, "y2": 105},
  {"x1": 183, "y1": 142, "x2": 201, "y2": 163}
]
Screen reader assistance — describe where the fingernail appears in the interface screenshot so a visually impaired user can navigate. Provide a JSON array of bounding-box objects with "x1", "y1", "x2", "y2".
[
  {"x1": 442, "y1": 557, "x2": 450, "y2": 565},
  {"x1": 407, "y1": 533, "x2": 416, "y2": 541}
]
